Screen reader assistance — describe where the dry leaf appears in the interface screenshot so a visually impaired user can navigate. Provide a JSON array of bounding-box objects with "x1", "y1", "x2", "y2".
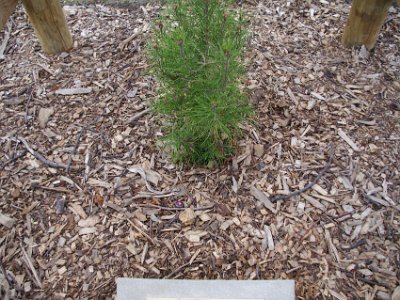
[{"x1": 179, "y1": 208, "x2": 196, "y2": 224}]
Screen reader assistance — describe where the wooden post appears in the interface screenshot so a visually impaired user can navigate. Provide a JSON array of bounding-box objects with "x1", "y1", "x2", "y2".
[
  {"x1": 0, "y1": 0, "x2": 18, "y2": 31},
  {"x1": 21, "y1": 0, "x2": 73, "y2": 55},
  {"x1": 342, "y1": 0, "x2": 392, "y2": 49}
]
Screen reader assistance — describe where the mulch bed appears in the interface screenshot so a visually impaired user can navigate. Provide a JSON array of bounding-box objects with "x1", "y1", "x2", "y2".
[{"x1": 1, "y1": 1, "x2": 399, "y2": 299}]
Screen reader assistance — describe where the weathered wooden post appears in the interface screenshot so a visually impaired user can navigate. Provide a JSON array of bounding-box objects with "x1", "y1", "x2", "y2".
[
  {"x1": 21, "y1": 0, "x2": 73, "y2": 55},
  {"x1": 0, "y1": 0, "x2": 18, "y2": 31},
  {"x1": 342, "y1": 0, "x2": 392, "y2": 49}
]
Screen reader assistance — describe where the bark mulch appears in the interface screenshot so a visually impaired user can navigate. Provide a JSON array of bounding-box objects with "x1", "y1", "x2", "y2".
[{"x1": 0, "y1": 1, "x2": 399, "y2": 299}]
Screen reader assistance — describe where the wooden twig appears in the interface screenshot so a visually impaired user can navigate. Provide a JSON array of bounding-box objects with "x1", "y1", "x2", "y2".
[
  {"x1": 117, "y1": 29, "x2": 143, "y2": 50},
  {"x1": 124, "y1": 187, "x2": 186, "y2": 207},
  {"x1": 15, "y1": 137, "x2": 68, "y2": 169},
  {"x1": 0, "y1": 22, "x2": 12, "y2": 60},
  {"x1": 24, "y1": 86, "x2": 34, "y2": 124},
  {"x1": 133, "y1": 203, "x2": 214, "y2": 211},
  {"x1": 66, "y1": 126, "x2": 86, "y2": 172},
  {"x1": 0, "y1": 150, "x2": 27, "y2": 170},
  {"x1": 20, "y1": 243, "x2": 42, "y2": 288},
  {"x1": 0, "y1": 259, "x2": 24, "y2": 298},
  {"x1": 0, "y1": 260, "x2": 12, "y2": 287},
  {"x1": 128, "y1": 107, "x2": 153, "y2": 124},
  {"x1": 270, "y1": 144, "x2": 335, "y2": 202},
  {"x1": 31, "y1": 183, "x2": 71, "y2": 194},
  {"x1": 164, "y1": 259, "x2": 205, "y2": 279}
]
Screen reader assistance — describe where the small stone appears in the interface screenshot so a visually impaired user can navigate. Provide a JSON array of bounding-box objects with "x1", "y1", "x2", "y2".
[
  {"x1": 359, "y1": 45, "x2": 369, "y2": 60},
  {"x1": 55, "y1": 197, "x2": 66, "y2": 215},
  {"x1": 127, "y1": 88, "x2": 138, "y2": 98},
  {"x1": 58, "y1": 237, "x2": 66, "y2": 247},
  {"x1": 256, "y1": 161, "x2": 266, "y2": 170}
]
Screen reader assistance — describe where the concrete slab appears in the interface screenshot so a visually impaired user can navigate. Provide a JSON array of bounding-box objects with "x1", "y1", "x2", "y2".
[{"x1": 116, "y1": 279, "x2": 295, "y2": 300}]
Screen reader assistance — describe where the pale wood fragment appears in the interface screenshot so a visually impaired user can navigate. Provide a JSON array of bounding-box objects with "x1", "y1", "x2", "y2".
[
  {"x1": 0, "y1": 212, "x2": 15, "y2": 228},
  {"x1": 338, "y1": 129, "x2": 360, "y2": 151},
  {"x1": 302, "y1": 194, "x2": 326, "y2": 211},
  {"x1": 250, "y1": 185, "x2": 276, "y2": 213},
  {"x1": 55, "y1": 87, "x2": 92, "y2": 95}
]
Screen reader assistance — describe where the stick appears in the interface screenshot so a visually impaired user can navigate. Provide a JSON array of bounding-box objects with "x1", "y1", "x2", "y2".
[
  {"x1": 15, "y1": 137, "x2": 68, "y2": 169},
  {"x1": 24, "y1": 86, "x2": 34, "y2": 124},
  {"x1": 128, "y1": 107, "x2": 153, "y2": 124},
  {"x1": 164, "y1": 259, "x2": 205, "y2": 279},
  {"x1": 31, "y1": 183, "x2": 71, "y2": 194},
  {"x1": 0, "y1": 22, "x2": 12, "y2": 60},
  {"x1": 123, "y1": 188, "x2": 185, "y2": 207},
  {"x1": 0, "y1": 151, "x2": 27, "y2": 170},
  {"x1": 20, "y1": 243, "x2": 42, "y2": 288},
  {"x1": 133, "y1": 203, "x2": 214, "y2": 211},
  {"x1": 0, "y1": 259, "x2": 24, "y2": 297},
  {"x1": 66, "y1": 126, "x2": 86, "y2": 172},
  {"x1": 118, "y1": 29, "x2": 143, "y2": 50},
  {"x1": 0, "y1": 260, "x2": 12, "y2": 287},
  {"x1": 270, "y1": 145, "x2": 335, "y2": 202}
]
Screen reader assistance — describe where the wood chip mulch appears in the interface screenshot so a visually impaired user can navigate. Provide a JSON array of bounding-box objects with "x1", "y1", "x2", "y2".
[{"x1": 0, "y1": 1, "x2": 399, "y2": 299}]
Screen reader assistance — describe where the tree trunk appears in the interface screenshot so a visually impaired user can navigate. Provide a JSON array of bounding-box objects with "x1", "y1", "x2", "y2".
[
  {"x1": 342, "y1": 0, "x2": 392, "y2": 49},
  {"x1": 0, "y1": 0, "x2": 17, "y2": 31},
  {"x1": 21, "y1": 0, "x2": 73, "y2": 55}
]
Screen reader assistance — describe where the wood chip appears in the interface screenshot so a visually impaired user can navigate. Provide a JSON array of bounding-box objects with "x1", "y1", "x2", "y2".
[
  {"x1": 78, "y1": 216, "x2": 100, "y2": 227},
  {"x1": 38, "y1": 107, "x2": 54, "y2": 128},
  {"x1": 79, "y1": 227, "x2": 97, "y2": 235},
  {"x1": 250, "y1": 186, "x2": 276, "y2": 213},
  {"x1": 55, "y1": 87, "x2": 92, "y2": 95},
  {"x1": 184, "y1": 230, "x2": 208, "y2": 243},
  {"x1": 338, "y1": 128, "x2": 360, "y2": 151},
  {"x1": 301, "y1": 194, "x2": 326, "y2": 211},
  {"x1": 264, "y1": 225, "x2": 275, "y2": 251},
  {"x1": 1, "y1": 2, "x2": 398, "y2": 299},
  {"x1": 0, "y1": 212, "x2": 15, "y2": 228}
]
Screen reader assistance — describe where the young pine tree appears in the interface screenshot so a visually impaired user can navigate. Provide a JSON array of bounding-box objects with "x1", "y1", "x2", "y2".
[{"x1": 149, "y1": 0, "x2": 252, "y2": 165}]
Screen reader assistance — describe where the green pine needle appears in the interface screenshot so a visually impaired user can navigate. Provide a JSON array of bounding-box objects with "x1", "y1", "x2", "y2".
[{"x1": 148, "y1": 0, "x2": 252, "y2": 165}]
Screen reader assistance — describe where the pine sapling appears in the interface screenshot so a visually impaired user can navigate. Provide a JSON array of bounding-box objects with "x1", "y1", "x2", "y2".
[{"x1": 148, "y1": 0, "x2": 252, "y2": 165}]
